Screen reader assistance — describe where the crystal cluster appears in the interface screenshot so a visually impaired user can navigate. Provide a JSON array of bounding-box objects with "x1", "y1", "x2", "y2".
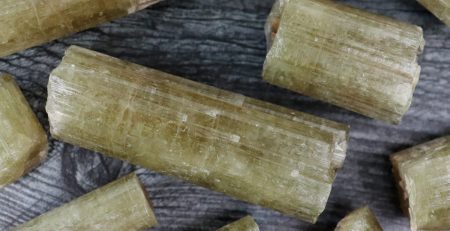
[
  {"x1": 0, "y1": 74, "x2": 47, "y2": 188},
  {"x1": 46, "y1": 46, "x2": 349, "y2": 223},
  {"x1": 335, "y1": 206, "x2": 383, "y2": 231},
  {"x1": 263, "y1": 0, "x2": 425, "y2": 124},
  {"x1": 13, "y1": 173, "x2": 157, "y2": 230},
  {"x1": 217, "y1": 216, "x2": 259, "y2": 231},
  {"x1": 0, "y1": 0, "x2": 161, "y2": 57},
  {"x1": 391, "y1": 136, "x2": 450, "y2": 231}
]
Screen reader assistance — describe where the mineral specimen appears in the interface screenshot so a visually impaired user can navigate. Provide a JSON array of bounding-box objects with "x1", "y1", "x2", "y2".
[
  {"x1": 418, "y1": 0, "x2": 450, "y2": 26},
  {"x1": 46, "y1": 45, "x2": 350, "y2": 223},
  {"x1": 391, "y1": 136, "x2": 450, "y2": 231},
  {"x1": 0, "y1": 0, "x2": 162, "y2": 58},
  {"x1": 0, "y1": 74, "x2": 47, "y2": 188},
  {"x1": 217, "y1": 216, "x2": 259, "y2": 231},
  {"x1": 263, "y1": 0, "x2": 425, "y2": 124},
  {"x1": 335, "y1": 206, "x2": 383, "y2": 231},
  {"x1": 13, "y1": 173, "x2": 158, "y2": 231}
]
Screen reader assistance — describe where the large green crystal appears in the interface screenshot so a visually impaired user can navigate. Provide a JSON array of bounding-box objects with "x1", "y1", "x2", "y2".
[
  {"x1": 216, "y1": 216, "x2": 259, "y2": 231},
  {"x1": 418, "y1": 0, "x2": 450, "y2": 26},
  {"x1": 13, "y1": 173, "x2": 158, "y2": 231},
  {"x1": 335, "y1": 206, "x2": 383, "y2": 231},
  {"x1": 391, "y1": 136, "x2": 450, "y2": 231},
  {"x1": 263, "y1": 0, "x2": 425, "y2": 124},
  {"x1": 0, "y1": 0, "x2": 161, "y2": 58},
  {"x1": 46, "y1": 46, "x2": 349, "y2": 223},
  {"x1": 0, "y1": 74, "x2": 47, "y2": 188}
]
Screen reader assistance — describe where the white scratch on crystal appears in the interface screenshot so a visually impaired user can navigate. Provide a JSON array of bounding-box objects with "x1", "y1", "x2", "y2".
[
  {"x1": 28, "y1": 0, "x2": 44, "y2": 35},
  {"x1": 291, "y1": 170, "x2": 300, "y2": 177}
]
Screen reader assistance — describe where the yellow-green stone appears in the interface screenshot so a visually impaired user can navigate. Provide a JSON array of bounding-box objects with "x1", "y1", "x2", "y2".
[
  {"x1": 0, "y1": 0, "x2": 161, "y2": 57},
  {"x1": 217, "y1": 216, "x2": 259, "y2": 231},
  {"x1": 335, "y1": 206, "x2": 383, "y2": 231},
  {"x1": 0, "y1": 74, "x2": 47, "y2": 188},
  {"x1": 46, "y1": 46, "x2": 349, "y2": 223},
  {"x1": 391, "y1": 136, "x2": 450, "y2": 231},
  {"x1": 13, "y1": 173, "x2": 158, "y2": 231},
  {"x1": 418, "y1": 0, "x2": 450, "y2": 26},
  {"x1": 263, "y1": 0, "x2": 425, "y2": 124}
]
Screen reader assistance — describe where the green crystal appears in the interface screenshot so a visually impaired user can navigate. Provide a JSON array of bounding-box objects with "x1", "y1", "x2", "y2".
[
  {"x1": 0, "y1": 0, "x2": 161, "y2": 57},
  {"x1": 418, "y1": 0, "x2": 450, "y2": 26},
  {"x1": 263, "y1": 0, "x2": 425, "y2": 124},
  {"x1": 0, "y1": 74, "x2": 47, "y2": 188},
  {"x1": 46, "y1": 45, "x2": 349, "y2": 223},
  {"x1": 391, "y1": 136, "x2": 450, "y2": 231},
  {"x1": 335, "y1": 206, "x2": 383, "y2": 231},
  {"x1": 13, "y1": 173, "x2": 158, "y2": 231},
  {"x1": 217, "y1": 216, "x2": 259, "y2": 231}
]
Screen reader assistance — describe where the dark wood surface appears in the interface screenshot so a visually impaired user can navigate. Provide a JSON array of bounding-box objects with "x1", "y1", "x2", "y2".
[{"x1": 0, "y1": 0, "x2": 449, "y2": 230}]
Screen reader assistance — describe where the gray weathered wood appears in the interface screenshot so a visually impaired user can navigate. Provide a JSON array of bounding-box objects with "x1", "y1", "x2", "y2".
[{"x1": 0, "y1": 0, "x2": 449, "y2": 230}]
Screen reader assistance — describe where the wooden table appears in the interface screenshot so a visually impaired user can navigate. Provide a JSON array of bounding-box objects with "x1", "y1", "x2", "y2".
[{"x1": 0, "y1": 0, "x2": 449, "y2": 230}]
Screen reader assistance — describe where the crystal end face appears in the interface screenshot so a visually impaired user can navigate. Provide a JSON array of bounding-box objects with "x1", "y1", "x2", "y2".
[{"x1": 391, "y1": 136, "x2": 450, "y2": 231}]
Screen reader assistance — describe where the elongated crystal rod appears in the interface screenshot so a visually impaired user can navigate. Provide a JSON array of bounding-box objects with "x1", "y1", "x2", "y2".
[
  {"x1": 0, "y1": 74, "x2": 47, "y2": 188},
  {"x1": 0, "y1": 0, "x2": 162, "y2": 57},
  {"x1": 46, "y1": 46, "x2": 349, "y2": 223},
  {"x1": 263, "y1": 0, "x2": 425, "y2": 124},
  {"x1": 13, "y1": 173, "x2": 158, "y2": 231},
  {"x1": 335, "y1": 206, "x2": 383, "y2": 231},
  {"x1": 391, "y1": 136, "x2": 450, "y2": 231},
  {"x1": 217, "y1": 216, "x2": 259, "y2": 231}
]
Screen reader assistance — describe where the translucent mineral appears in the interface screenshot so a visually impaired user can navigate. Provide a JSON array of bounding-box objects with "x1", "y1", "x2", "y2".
[
  {"x1": 13, "y1": 173, "x2": 158, "y2": 231},
  {"x1": 335, "y1": 206, "x2": 383, "y2": 231},
  {"x1": 263, "y1": 0, "x2": 425, "y2": 124},
  {"x1": 46, "y1": 45, "x2": 350, "y2": 223},
  {"x1": 0, "y1": 0, "x2": 162, "y2": 57},
  {"x1": 391, "y1": 136, "x2": 450, "y2": 231},
  {"x1": 216, "y1": 216, "x2": 259, "y2": 231},
  {"x1": 0, "y1": 74, "x2": 47, "y2": 188},
  {"x1": 418, "y1": 0, "x2": 450, "y2": 26}
]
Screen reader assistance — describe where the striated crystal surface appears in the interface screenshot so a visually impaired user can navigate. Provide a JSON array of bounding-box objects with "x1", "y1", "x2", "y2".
[
  {"x1": 335, "y1": 206, "x2": 383, "y2": 231},
  {"x1": 46, "y1": 46, "x2": 349, "y2": 223},
  {"x1": 418, "y1": 0, "x2": 450, "y2": 26},
  {"x1": 263, "y1": 0, "x2": 425, "y2": 124},
  {"x1": 13, "y1": 173, "x2": 157, "y2": 231},
  {"x1": 0, "y1": 74, "x2": 47, "y2": 188},
  {"x1": 0, "y1": 0, "x2": 161, "y2": 58},
  {"x1": 391, "y1": 136, "x2": 450, "y2": 231},
  {"x1": 216, "y1": 216, "x2": 259, "y2": 231}
]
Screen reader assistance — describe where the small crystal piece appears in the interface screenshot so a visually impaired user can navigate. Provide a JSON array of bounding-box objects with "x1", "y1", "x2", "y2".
[
  {"x1": 263, "y1": 0, "x2": 425, "y2": 124},
  {"x1": 13, "y1": 173, "x2": 158, "y2": 230},
  {"x1": 0, "y1": 74, "x2": 47, "y2": 188},
  {"x1": 216, "y1": 216, "x2": 259, "y2": 231}
]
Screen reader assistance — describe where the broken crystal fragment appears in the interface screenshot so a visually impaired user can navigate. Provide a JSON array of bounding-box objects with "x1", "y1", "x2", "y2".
[
  {"x1": 0, "y1": 0, "x2": 162, "y2": 57},
  {"x1": 217, "y1": 216, "x2": 259, "y2": 231},
  {"x1": 46, "y1": 46, "x2": 349, "y2": 223},
  {"x1": 263, "y1": 0, "x2": 425, "y2": 124},
  {"x1": 335, "y1": 206, "x2": 383, "y2": 231},
  {"x1": 418, "y1": 0, "x2": 450, "y2": 26},
  {"x1": 0, "y1": 74, "x2": 47, "y2": 188},
  {"x1": 13, "y1": 173, "x2": 157, "y2": 231},
  {"x1": 391, "y1": 136, "x2": 450, "y2": 231}
]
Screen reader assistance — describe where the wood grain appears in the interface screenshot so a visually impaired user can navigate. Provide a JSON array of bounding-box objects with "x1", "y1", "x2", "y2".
[{"x1": 0, "y1": 0, "x2": 449, "y2": 230}]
